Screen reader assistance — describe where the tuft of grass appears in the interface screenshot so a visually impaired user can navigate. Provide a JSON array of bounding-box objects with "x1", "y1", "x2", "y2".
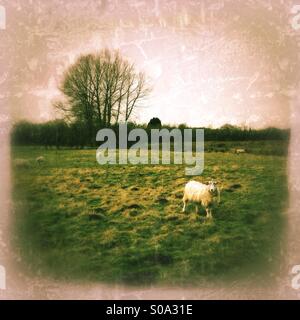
[{"x1": 12, "y1": 141, "x2": 288, "y2": 285}]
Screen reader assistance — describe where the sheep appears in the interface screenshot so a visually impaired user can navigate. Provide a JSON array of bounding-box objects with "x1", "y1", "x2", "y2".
[
  {"x1": 13, "y1": 158, "x2": 30, "y2": 168},
  {"x1": 182, "y1": 180, "x2": 220, "y2": 218},
  {"x1": 235, "y1": 148, "x2": 246, "y2": 154},
  {"x1": 36, "y1": 156, "x2": 45, "y2": 165}
]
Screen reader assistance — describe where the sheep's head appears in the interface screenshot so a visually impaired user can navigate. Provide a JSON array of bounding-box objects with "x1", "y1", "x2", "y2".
[{"x1": 208, "y1": 180, "x2": 218, "y2": 195}]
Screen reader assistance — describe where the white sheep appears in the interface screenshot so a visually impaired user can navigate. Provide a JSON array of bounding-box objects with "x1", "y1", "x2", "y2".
[
  {"x1": 13, "y1": 158, "x2": 30, "y2": 168},
  {"x1": 235, "y1": 148, "x2": 246, "y2": 154},
  {"x1": 36, "y1": 156, "x2": 45, "y2": 165},
  {"x1": 182, "y1": 180, "x2": 220, "y2": 218}
]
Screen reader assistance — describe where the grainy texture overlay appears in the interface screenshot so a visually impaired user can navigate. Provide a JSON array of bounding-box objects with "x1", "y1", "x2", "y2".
[{"x1": 1, "y1": 0, "x2": 300, "y2": 299}]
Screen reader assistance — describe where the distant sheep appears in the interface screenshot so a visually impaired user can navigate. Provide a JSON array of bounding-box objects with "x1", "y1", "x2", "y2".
[
  {"x1": 13, "y1": 158, "x2": 30, "y2": 168},
  {"x1": 235, "y1": 148, "x2": 246, "y2": 154},
  {"x1": 182, "y1": 180, "x2": 220, "y2": 218},
  {"x1": 36, "y1": 156, "x2": 45, "y2": 165}
]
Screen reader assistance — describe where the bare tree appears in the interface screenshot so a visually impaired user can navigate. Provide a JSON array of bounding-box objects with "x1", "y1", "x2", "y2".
[
  {"x1": 56, "y1": 49, "x2": 150, "y2": 133},
  {"x1": 124, "y1": 72, "x2": 150, "y2": 121}
]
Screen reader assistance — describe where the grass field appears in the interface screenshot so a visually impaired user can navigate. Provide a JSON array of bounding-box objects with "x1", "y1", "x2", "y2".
[{"x1": 12, "y1": 141, "x2": 288, "y2": 285}]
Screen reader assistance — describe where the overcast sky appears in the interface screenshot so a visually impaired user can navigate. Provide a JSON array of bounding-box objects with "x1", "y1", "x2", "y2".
[{"x1": 1, "y1": 0, "x2": 300, "y2": 128}]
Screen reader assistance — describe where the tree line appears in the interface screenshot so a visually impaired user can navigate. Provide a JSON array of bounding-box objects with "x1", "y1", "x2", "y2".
[{"x1": 11, "y1": 120, "x2": 290, "y2": 148}]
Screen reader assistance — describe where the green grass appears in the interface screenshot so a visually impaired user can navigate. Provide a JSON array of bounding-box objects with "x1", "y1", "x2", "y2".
[
  {"x1": 12, "y1": 141, "x2": 288, "y2": 285},
  {"x1": 204, "y1": 140, "x2": 289, "y2": 156}
]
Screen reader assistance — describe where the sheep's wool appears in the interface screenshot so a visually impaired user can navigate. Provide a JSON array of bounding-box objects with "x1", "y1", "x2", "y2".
[{"x1": 184, "y1": 181, "x2": 213, "y2": 207}]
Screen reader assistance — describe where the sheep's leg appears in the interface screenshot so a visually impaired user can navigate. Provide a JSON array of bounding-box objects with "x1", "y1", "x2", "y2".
[
  {"x1": 209, "y1": 209, "x2": 213, "y2": 219},
  {"x1": 182, "y1": 199, "x2": 187, "y2": 213},
  {"x1": 195, "y1": 204, "x2": 199, "y2": 214},
  {"x1": 205, "y1": 207, "x2": 210, "y2": 218}
]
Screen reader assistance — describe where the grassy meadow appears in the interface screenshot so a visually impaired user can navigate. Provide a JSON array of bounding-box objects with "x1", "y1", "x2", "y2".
[{"x1": 12, "y1": 140, "x2": 288, "y2": 285}]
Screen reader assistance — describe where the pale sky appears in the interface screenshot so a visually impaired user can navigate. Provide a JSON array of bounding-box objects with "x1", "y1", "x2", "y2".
[{"x1": 1, "y1": 0, "x2": 299, "y2": 128}]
